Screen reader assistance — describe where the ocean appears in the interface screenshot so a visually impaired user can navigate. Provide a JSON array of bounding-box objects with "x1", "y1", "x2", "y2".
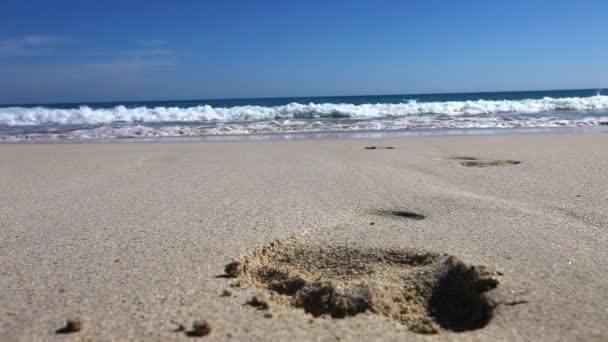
[{"x1": 1, "y1": 89, "x2": 607, "y2": 142}]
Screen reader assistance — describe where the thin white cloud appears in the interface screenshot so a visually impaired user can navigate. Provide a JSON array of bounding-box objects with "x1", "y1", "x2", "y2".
[
  {"x1": 114, "y1": 48, "x2": 175, "y2": 57},
  {"x1": 0, "y1": 37, "x2": 176, "y2": 77},
  {"x1": 23, "y1": 35, "x2": 68, "y2": 45},
  {"x1": 91, "y1": 49, "x2": 175, "y2": 58},
  {"x1": 0, "y1": 35, "x2": 68, "y2": 57},
  {"x1": 89, "y1": 41, "x2": 175, "y2": 58},
  {"x1": 0, "y1": 44, "x2": 50, "y2": 56},
  {"x1": 136, "y1": 40, "x2": 168, "y2": 47},
  {"x1": 0, "y1": 60, "x2": 175, "y2": 78},
  {"x1": 84, "y1": 60, "x2": 175, "y2": 73}
]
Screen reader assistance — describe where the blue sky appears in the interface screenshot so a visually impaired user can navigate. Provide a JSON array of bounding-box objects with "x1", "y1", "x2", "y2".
[{"x1": 1, "y1": 0, "x2": 607, "y2": 104}]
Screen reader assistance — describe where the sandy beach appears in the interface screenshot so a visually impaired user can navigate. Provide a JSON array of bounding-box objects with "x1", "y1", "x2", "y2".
[{"x1": 1, "y1": 132, "x2": 606, "y2": 341}]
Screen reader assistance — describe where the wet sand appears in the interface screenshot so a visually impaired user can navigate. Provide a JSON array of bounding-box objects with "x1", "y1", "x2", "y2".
[{"x1": 0, "y1": 132, "x2": 606, "y2": 340}]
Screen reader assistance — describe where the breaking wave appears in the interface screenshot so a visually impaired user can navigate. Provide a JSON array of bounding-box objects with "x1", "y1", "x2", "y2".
[{"x1": 2, "y1": 95, "x2": 608, "y2": 126}]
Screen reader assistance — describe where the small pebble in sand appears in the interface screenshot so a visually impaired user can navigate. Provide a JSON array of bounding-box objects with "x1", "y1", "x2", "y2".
[
  {"x1": 172, "y1": 322, "x2": 186, "y2": 332},
  {"x1": 187, "y1": 320, "x2": 212, "y2": 337},
  {"x1": 246, "y1": 296, "x2": 269, "y2": 310},
  {"x1": 220, "y1": 289, "x2": 233, "y2": 297},
  {"x1": 55, "y1": 318, "x2": 83, "y2": 334}
]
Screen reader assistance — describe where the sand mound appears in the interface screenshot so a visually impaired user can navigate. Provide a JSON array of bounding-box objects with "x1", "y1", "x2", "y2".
[{"x1": 224, "y1": 239, "x2": 500, "y2": 334}]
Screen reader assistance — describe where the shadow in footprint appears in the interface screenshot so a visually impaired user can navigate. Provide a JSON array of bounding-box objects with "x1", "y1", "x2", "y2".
[
  {"x1": 375, "y1": 210, "x2": 426, "y2": 220},
  {"x1": 428, "y1": 261, "x2": 498, "y2": 331}
]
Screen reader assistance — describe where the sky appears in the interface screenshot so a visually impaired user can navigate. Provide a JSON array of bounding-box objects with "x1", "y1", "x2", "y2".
[{"x1": 1, "y1": 0, "x2": 607, "y2": 104}]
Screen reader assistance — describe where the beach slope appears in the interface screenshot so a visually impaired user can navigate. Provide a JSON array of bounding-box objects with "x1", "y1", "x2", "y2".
[{"x1": 0, "y1": 132, "x2": 606, "y2": 340}]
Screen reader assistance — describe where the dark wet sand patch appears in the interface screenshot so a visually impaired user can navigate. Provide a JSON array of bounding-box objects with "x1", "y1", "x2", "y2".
[{"x1": 223, "y1": 239, "x2": 500, "y2": 334}]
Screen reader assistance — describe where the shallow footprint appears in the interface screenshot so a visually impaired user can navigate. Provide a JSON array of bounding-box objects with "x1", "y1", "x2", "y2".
[
  {"x1": 450, "y1": 157, "x2": 521, "y2": 167},
  {"x1": 460, "y1": 160, "x2": 521, "y2": 167},
  {"x1": 365, "y1": 146, "x2": 395, "y2": 150},
  {"x1": 223, "y1": 239, "x2": 501, "y2": 334}
]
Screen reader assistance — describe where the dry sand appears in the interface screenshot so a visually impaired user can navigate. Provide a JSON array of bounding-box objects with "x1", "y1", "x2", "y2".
[{"x1": 0, "y1": 132, "x2": 606, "y2": 341}]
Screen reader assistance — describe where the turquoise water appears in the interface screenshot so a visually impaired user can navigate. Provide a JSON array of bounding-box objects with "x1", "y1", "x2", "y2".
[{"x1": 1, "y1": 88, "x2": 607, "y2": 141}]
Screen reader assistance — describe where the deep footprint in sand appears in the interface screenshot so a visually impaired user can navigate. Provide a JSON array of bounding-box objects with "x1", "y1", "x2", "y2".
[
  {"x1": 223, "y1": 239, "x2": 501, "y2": 334},
  {"x1": 451, "y1": 157, "x2": 521, "y2": 167}
]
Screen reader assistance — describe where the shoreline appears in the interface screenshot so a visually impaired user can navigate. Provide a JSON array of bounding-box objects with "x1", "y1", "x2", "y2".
[{"x1": 2, "y1": 125, "x2": 608, "y2": 144}]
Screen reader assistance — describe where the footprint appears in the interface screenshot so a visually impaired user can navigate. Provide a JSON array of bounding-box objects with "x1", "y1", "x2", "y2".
[
  {"x1": 451, "y1": 157, "x2": 521, "y2": 167},
  {"x1": 460, "y1": 160, "x2": 521, "y2": 167},
  {"x1": 365, "y1": 146, "x2": 395, "y2": 150},
  {"x1": 223, "y1": 239, "x2": 500, "y2": 334}
]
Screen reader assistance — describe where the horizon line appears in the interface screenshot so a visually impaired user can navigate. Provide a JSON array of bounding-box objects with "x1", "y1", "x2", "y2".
[{"x1": 1, "y1": 86, "x2": 604, "y2": 107}]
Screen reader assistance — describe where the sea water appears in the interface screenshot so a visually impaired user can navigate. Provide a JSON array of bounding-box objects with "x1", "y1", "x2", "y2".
[{"x1": 1, "y1": 89, "x2": 607, "y2": 141}]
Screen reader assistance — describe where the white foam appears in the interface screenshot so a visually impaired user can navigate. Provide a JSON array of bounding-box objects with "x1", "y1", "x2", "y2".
[
  {"x1": 2, "y1": 116, "x2": 605, "y2": 141},
  {"x1": 2, "y1": 95, "x2": 608, "y2": 126}
]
